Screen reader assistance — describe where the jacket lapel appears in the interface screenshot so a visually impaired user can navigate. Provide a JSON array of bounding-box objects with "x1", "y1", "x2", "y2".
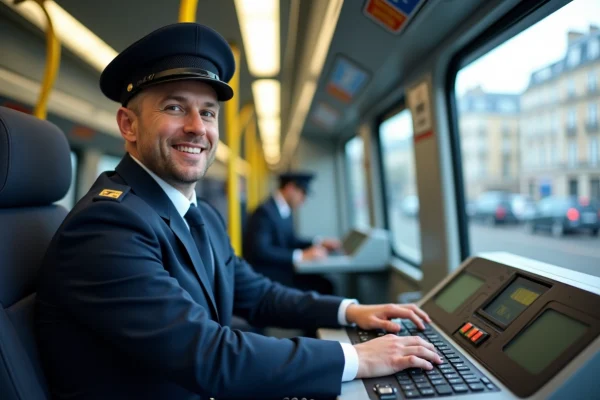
[{"x1": 115, "y1": 154, "x2": 219, "y2": 321}]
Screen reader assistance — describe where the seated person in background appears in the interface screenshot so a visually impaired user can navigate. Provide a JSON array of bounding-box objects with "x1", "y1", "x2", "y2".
[
  {"x1": 35, "y1": 22, "x2": 441, "y2": 400},
  {"x1": 243, "y1": 172, "x2": 340, "y2": 294}
]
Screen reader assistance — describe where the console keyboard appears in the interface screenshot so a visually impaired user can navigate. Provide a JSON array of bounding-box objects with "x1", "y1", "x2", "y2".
[{"x1": 346, "y1": 319, "x2": 500, "y2": 399}]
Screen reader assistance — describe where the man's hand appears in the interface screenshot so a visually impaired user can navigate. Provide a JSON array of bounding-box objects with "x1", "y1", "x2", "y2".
[
  {"x1": 301, "y1": 245, "x2": 327, "y2": 261},
  {"x1": 321, "y1": 238, "x2": 341, "y2": 251},
  {"x1": 354, "y1": 335, "x2": 442, "y2": 378},
  {"x1": 346, "y1": 303, "x2": 431, "y2": 332}
]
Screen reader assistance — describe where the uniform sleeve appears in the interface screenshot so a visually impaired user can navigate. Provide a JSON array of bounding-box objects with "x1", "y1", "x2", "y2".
[
  {"x1": 49, "y1": 200, "x2": 345, "y2": 399},
  {"x1": 247, "y1": 209, "x2": 296, "y2": 264}
]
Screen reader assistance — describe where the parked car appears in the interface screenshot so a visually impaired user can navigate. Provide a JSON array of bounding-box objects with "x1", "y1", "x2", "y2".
[
  {"x1": 470, "y1": 191, "x2": 534, "y2": 225},
  {"x1": 529, "y1": 196, "x2": 599, "y2": 237}
]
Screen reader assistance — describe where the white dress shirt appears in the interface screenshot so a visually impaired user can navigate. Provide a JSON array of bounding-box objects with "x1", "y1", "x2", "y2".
[{"x1": 131, "y1": 158, "x2": 359, "y2": 382}]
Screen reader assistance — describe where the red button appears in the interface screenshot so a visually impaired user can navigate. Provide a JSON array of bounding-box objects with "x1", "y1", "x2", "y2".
[
  {"x1": 471, "y1": 331, "x2": 484, "y2": 342},
  {"x1": 466, "y1": 328, "x2": 479, "y2": 338},
  {"x1": 460, "y1": 323, "x2": 473, "y2": 334}
]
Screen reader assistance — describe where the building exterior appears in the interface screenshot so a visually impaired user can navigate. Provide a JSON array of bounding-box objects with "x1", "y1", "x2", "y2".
[
  {"x1": 458, "y1": 87, "x2": 521, "y2": 200},
  {"x1": 520, "y1": 26, "x2": 600, "y2": 201}
]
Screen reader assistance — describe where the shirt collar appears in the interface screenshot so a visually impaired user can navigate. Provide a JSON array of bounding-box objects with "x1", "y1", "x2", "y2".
[
  {"x1": 130, "y1": 155, "x2": 197, "y2": 219},
  {"x1": 273, "y1": 191, "x2": 291, "y2": 219}
]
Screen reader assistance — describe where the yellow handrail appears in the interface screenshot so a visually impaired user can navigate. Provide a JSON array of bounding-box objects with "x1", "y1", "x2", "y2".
[
  {"x1": 244, "y1": 117, "x2": 260, "y2": 212},
  {"x1": 178, "y1": 0, "x2": 198, "y2": 22},
  {"x1": 24, "y1": 0, "x2": 61, "y2": 120},
  {"x1": 226, "y1": 44, "x2": 242, "y2": 255}
]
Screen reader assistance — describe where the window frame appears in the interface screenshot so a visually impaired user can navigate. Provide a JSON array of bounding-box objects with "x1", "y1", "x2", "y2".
[
  {"x1": 445, "y1": 0, "x2": 561, "y2": 262},
  {"x1": 342, "y1": 134, "x2": 370, "y2": 229}
]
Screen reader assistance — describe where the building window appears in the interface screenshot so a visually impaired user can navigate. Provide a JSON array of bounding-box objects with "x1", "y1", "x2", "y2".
[
  {"x1": 568, "y1": 108, "x2": 577, "y2": 128},
  {"x1": 590, "y1": 137, "x2": 599, "y2": 167},
  {"x1": 588, "y1": 71, "x2": 598, "y2": 92},
  {"x1": 591, "y1": 179, "x2": 600, "y2": 201},
  {"x1": 588, "y1": 38, "x2": 600, "y2": 59},
  {"x1": 569, "y1": 179, "x2": 579, "y2": 196},
  {"x1": 588, "y1": 102, "x2": 598, "y2": 125},
  {"x1": 567, "y1": 79, "x2": 576, "y2": 97},
  {"x1": 568, "y1": 140, "x2": 578, "y2": 167},
  {"x1": 567, "y1": 46, "x2": 581, "y2": 67},
  {"x1": 502, "y1": 154, "x2": 511, "y2": 178}
]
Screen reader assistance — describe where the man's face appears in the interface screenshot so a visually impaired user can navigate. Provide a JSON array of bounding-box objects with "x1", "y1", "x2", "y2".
[
  {"x1": 287, "y1": 183, "x2": 307, "y2": 209},
  {"x1": 126, "y1": 80, "x2": 220, "y2": 188}
]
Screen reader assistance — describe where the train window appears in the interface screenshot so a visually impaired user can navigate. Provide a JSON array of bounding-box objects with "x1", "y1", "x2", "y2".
[
  {"x1": 96, "y1": 154, "x2": 123, "y2": 176},
  {"x1": 454, "y1": 0, "x2": 600, "y2": 273},
  {"x1": 55, "y1": 151, "x2": 78, "y2": 210},
  {"x1": 379, "y1": 108, "x2": 421, "y2": 264},
  {"x1": 345, "y1": 136, "x2": 369, "y2": 228}
]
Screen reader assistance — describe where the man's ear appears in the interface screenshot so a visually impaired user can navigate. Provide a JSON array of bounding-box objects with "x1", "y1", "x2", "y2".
[{"x1": 116, "y1": 107, "x2": 138, "y2": 145}]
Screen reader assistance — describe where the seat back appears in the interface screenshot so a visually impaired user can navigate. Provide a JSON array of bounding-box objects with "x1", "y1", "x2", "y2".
[{"x1": 0, "y1": 106, "x2": 72, "y2": 399}]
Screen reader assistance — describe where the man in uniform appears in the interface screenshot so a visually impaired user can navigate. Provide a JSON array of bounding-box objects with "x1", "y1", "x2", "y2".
[
  {"x1": 35, "y1": 23, "x2": 441, "y2": 400},
  {"x1": 243, "y1": 172, "x2": 340, "y2": 294}
]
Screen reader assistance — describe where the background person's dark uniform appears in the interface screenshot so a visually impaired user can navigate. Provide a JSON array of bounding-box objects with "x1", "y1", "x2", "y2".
[
  {"x1": 34, "y1": 23, "x2": 349, "y2": 400},
  {"x1": 243, "y1": 173, "x2": 334, "y2": 295}
]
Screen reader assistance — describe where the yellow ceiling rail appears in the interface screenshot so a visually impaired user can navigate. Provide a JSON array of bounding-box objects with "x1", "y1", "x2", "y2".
[
  {"x1": 15, "y1": 0, "x2": 61, "y2": 119},
  {"x1": 178, "y1": 0, "x2": 198, "y2": 23}
]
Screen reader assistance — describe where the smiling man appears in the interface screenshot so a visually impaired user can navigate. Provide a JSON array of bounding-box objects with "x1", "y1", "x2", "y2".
[{"x1": 35, "y1": 23, "x2": 441, "y2": 400}]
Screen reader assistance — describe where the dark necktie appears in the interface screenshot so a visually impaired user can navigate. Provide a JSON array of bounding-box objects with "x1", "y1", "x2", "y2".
[{"x1": 184, "y1": 204, "x2": 215, "y2": 288}]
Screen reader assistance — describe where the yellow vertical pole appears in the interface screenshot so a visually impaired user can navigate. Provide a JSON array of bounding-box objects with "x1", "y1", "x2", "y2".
[
  {"x1": 226, "y1": 44, "x2": 241, "y2": 255},
  {"x1": 178, "y1": 0, "x2": 198, "y2": 22},
  {"x1": 30, "y1": 1, "x2": 60, "y2": 120},
  {"x1": 245, "y1": 118, "x2": 260, "y2": 211}
]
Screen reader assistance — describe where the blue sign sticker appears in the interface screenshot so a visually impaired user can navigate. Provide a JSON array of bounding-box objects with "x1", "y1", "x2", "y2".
[
  {"x1": 383, "y1": 0, "x2": 421, "y2": 16},
  {"x1": 326, "y1": 57, "x2": 369, "y2": 103}
]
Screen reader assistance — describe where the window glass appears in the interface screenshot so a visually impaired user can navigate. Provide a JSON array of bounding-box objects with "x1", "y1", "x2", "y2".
[
  {"x1": 379, "y1": 109, "x2": 421, "y2": 263},
  {"x1": 96, "y1": 154, "x2": 123, "y2": 177},
  {"x1": 344, "y1": 137, "x2": 369, "y2": 228},
  {"x1": 55, "y1": 151, "x2": 78, "y2": 210},
  {"x1": 454, "y1": 0, "x2": 600, "y2": 274}
]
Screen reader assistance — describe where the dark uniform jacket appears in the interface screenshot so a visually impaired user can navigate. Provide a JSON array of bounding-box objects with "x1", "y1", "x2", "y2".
[
  {"x1": 35, "y1": 154, "x2": 345, "y2": 400},
  {"x1": 242, "y1": 197, "x2": 313, "y2": 287}
]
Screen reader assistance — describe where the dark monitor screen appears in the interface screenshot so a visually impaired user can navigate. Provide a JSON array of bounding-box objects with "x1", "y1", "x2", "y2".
[
  {"x1": 483, "y1": 276, "x2": 548, "y2": 326},
  {"x1": 434, "y1": 273, "x2": 485, "y2": 314},
  {"x1": 342, "y1": 230, "x2": 367, "y2": 255},
  {"x1": 504, "y1": 309, "x2": 588, "y2": 374}
]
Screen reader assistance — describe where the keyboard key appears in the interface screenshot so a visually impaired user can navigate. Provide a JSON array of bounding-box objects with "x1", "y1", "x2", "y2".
[
  {"x1": 419, "y1": 388, "x2": 435, "y2": 396},
  {"x1": 487, "y1": 383, "x2": 498, "y2": 391},
  {"x1": 416, "y1": 382, "x2": 432, "y2": 389},
  {"x1": 398, "y1": 379, "x2": 412, "y2": 386},
  {"x1": 435, "y1": 385, "x2": 453, "y2": 395},
  {"x1": 469, "y1": 383, "x2": 485, "y2": 391},
  {"x1": 464, "y1": 377, "x2": 480, "y2": 384},
  {"x1": 444, "y1": 373, "x2": 459, "y2": 379},
  {"x1": 425, "y1": 370, "x2": 438, "y2": 375},
  {"x1": 448, "y1": 378, "x2": 464, "y2": 385},
  {"x1": 442, "y1": 350, "x2": 455, "y2": 356},
  {"x1": 403, "y1": 390, "x2": 420, "y2": 398},
  {"x1": 481, "y1": 377, "x2": 491, "y2": 384},
  {"x1": 413, "y1": 377, "x2": 428, "y2": 384},
  {"x1": 452, "y1": 384, "x2": 469, "y2": 393},
  {"x1": 460, "y1": 372, "x2": 475, "y2": 378},
  {"x1": 409, "y1": 369, "x2": 424, "y2": 375},
  {"x1": 456, "y1": 366, "x2": 470, "y2": 371},
  {"x1": 430, "y1": 379, "x2": 445, "y2": 386},
  {"x1": 400, "y1": 384, "x2": 416, "y2": 391}
]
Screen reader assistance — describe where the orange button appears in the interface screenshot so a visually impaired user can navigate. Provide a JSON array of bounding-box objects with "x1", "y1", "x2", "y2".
[
  {"x1": 460, "y1": 323, "x2": 473, "y2": 334},
  {"x1": 471, "y1": 331, "x2": 484, "y2": 342},
  {"x1": 466, "y1": 328, "x2": 479, "y2": 338}
]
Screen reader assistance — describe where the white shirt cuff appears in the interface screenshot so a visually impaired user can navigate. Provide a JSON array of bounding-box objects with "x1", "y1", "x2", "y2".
[
  {"x1": 337, "y1": 298, "x2": 359, "y2": 326},
  {"x1": 340, "y1": 342, "x2": 359, "y2": 382},
  {"x1": 292, "y1": 249, "x2": 303, "y2": 264}
]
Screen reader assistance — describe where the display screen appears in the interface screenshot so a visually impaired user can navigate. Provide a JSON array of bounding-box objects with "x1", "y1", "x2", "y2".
[
  {"x1": 504, "y1": 309, "x2": 588, "y2": 374},
  {"x1": 483, "y1": 276, "x2": 548, "y2": 325},
  {"x1": 434, "y1": 273, "x2": 485, "y2": 313}
]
